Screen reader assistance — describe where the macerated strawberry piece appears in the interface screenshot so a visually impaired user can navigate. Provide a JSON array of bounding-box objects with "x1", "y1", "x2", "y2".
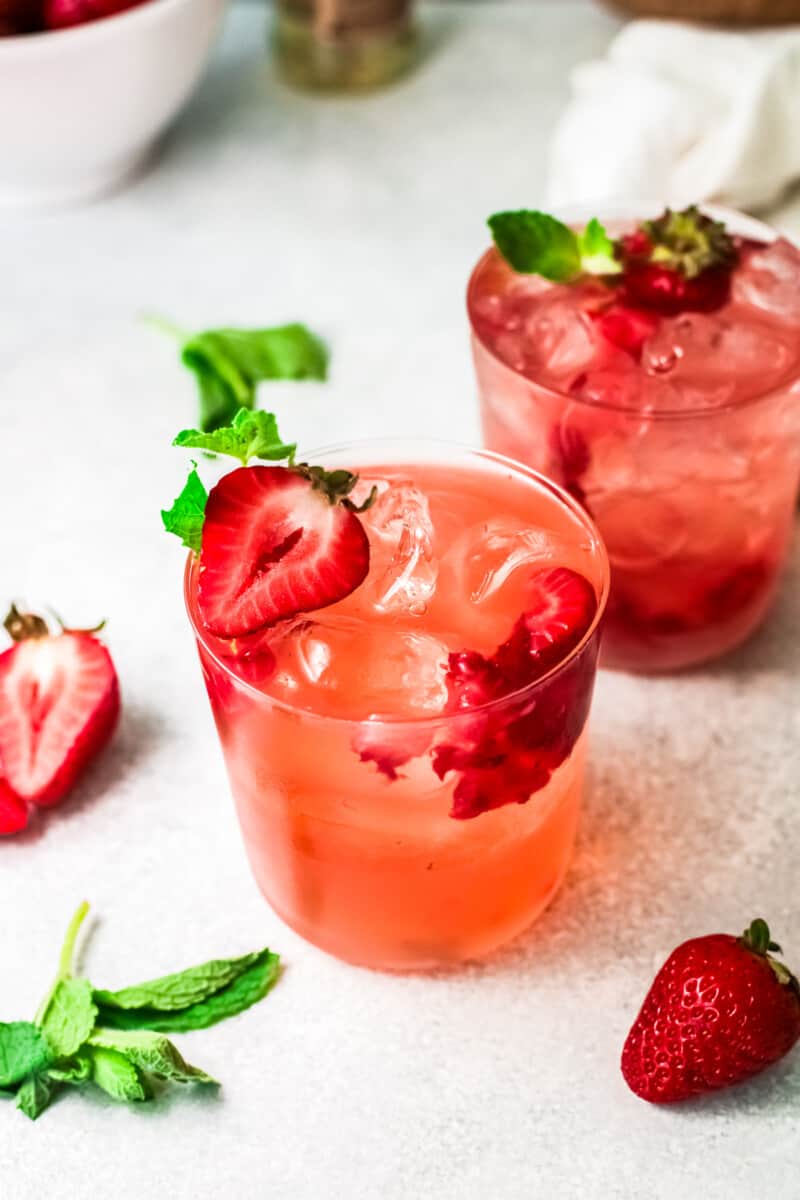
[
  {"x1": 198, "y1": 466, "x2": 370, "y2": 639},
  {"x1": 436, "y1": 567, "x2": 599, "y2": 819},
  {"x1": 703, "y1": 559, "x2": 771, "y2": 624},
  {"x1": 622, "y1": 919, "x2": 800, "y2": 1103},
  {"x1": 593, "y1": 303, "x2": 658, "y2": 360},
  {"x1": 549, "y1": 424, "x2": 591, "y2": 509},
  {"x1": 0, "y1": 616, "x2": 119, "y2": 810},
  {"x1": 494, "y1": 568, "x2": 598, "y2": 683},
  {"x1": 619, "y1": 230, "x2": 652, "y2": 259},
  {"x1": 444, "y1": 650, "x2": 504, "y2": 710},
  {"x1": 0, "y1": 779, "x2": 28, "y2": 836},
  {"x1": 354, "y1": 724, "x2": 432, "y2": 782}
]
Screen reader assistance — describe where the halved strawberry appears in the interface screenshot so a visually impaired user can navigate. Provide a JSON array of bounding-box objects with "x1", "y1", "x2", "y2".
[
  {"x1": 0, "y1": 608, "x2": 120, "y2": 812},
  {"x1": 593, "y1": 303, "x2": 658, "y2": 360},
  {"x1": 0, "y1": 779, "x2": 28, "y2": 836},
  {"x1": 198, "y1": 466, "x2": 371, "y2": 639}
]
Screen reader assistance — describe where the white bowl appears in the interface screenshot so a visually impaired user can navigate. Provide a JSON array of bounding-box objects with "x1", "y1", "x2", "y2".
[{"x1": 0, "y1": 0, "x2": 227, "y2": 208}]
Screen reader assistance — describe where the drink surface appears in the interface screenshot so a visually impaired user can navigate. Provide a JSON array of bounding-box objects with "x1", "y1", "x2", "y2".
[
  {"x1": 205, "y1": 459, "x2": 604, "y2": 717},
  {"x1": 469, "y1": 229, "x2": 800, "y2": 672},
  {"x1": 470, "y1": 237, "x2": 800, "y2": 414},
  {"x1": 189, "y1": 453, "x2": 607, "y2": 968}
]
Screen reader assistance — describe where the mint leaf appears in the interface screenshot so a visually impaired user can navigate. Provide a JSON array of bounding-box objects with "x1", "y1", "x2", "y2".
[
  {"x1": 88, "y1": 1045, "x2": 148, "y2": 1103},
  {"x1": 180, "y1": 324, "x2": 328, "y2": 432},
  {"x1": 16, "y1": 1072, "x2": 59, "y2": 1121},
  {"x1": 577, "y1": 218, "x2": 620, "y2": 275},
  {"x1": 488, "y1": 210, "x2": 622, "y2": 280},
  {"x1": 47, "y1": 1054, "x2": 92, "y2": 1084},
  {"x1": 488, "y1": 210, "x2": 582, "y2": 281},
  {"x1": 89, "y1": 1030, "x2": 216, "y2": 1086},
  {"x1": 161, "y1": 466, "x2": 208, "y2": 553},
  {"x1": 173, "y1": 409, "x2": 296, "y2": 467},
  {"x1": 94, "y1": 949, "x2": 267, "y2": 1012},
  {"x1": 39, "y1": 978, "x2": 97, "y2": 1059},
  {"x1": 96, "y1": 950, "x2": 280, "y2": 1033},
  {"x1": 0, "y1": 1022, "x2": 53, "y2": 1087}
]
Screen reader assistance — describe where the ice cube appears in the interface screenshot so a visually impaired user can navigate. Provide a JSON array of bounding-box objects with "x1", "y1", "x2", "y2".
[
  {"x1": 270, "y1": 615, "x2": 450, "y2": 718},
  {"x1": 642, "y1": 312, "x2": 791, "y2": 405},
  {"x1": 590, "y1": 490, "x2": 688, "y2": 571},
  {"x1": 733, "y1": 239, "x2": 800, "y2": 326},
  {"x1": 524, "y1": 295, "x2": 597, "y2": 381},
  {"x1": 569, "y1": 358, "x2": 645, "y2": 411},
  {"x1": 361, "y1": 483, "x2": 438, "y2": 615},
  {"x1": 443, "y1": 518, "x2": 574, "y2": 607}
]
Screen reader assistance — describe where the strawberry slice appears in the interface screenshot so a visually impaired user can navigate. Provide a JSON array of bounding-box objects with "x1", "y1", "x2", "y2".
[
  {"x1": 0, "y1": 779, "x2": 28, "y2": 836},
  {"x1": 0, "y1": 608, "x2": 119, "y2": 811},
  {"x1": 198, "y1": 466, "x2": 371, "y2": 639}
]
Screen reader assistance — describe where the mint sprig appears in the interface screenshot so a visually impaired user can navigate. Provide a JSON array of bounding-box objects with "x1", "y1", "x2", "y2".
[
  {"x1": 173, "y1": 408, "x2": 296, "y2": 467},
  {"x1": 488, "y1": 210, "x2": 620, "y2": 281},
  {"x1": 161, "y1": 465, "x2": 208, "y2": 554},
  {"x1": 162, "y1": 409, "x2": 300, "y2": 552},
  {"x1": 149, "y1": 317, "x2": 328, "y2": 432},
  {"x1": 1, "y1": 902, "x2": 280, "y2": 1121}
]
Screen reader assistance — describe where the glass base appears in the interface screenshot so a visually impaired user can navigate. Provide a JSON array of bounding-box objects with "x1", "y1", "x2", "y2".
[{"x1": 272, "y1": 10, "x2": 417, "y2": 91}]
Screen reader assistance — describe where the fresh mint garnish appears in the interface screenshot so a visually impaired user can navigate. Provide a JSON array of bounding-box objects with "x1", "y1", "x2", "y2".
[
  {"x1": 173, "y1": 409, "x2": 296, "y2": 467},
  {"x1": 162, "y1": 410, "x2": 300, "y2": 551},
  {"x1": 0, "y1": 902, "x2": 280, "y2": 1121},
  {"x1": 88, "y1": 1029, "x2": 216, "y2": 1084},
  {"x1": 94, "y1": 949, "x2": 269, "y2": 1014},
  {"x1": 0, "y1": 1023, "x2": 52, "y2": 1089},
  {"x1": 95, "y1": 950, "x2": 280, "y2": 1034},
  {"x1": 578, "y1": 217, "x2": 619, "y2": 274},
  {"x1": 149, "y1": 316, "x2": 328, "y2": 432},
  {"x1": 488, "y1": 210, "x2": 620, "y2": 281},
  {"x1": 39, "y1": 978, "x2": 97, "y2": 1059},
  {"x1": 161, "y1": 465, "x2": 208, "y2": 553},
  {"x1": 16, "y1": 1073, "x2": 58, "y2": 1120}
]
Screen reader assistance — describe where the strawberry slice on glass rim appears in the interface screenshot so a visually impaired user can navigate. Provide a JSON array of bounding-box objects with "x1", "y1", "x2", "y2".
[{"x1": 197, "y1": 464, "x2": 374, "y2": 640}]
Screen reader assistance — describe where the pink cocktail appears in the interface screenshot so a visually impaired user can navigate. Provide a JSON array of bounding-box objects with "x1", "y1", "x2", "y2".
[
  {"x1": 187, "y1": 442, "x2": 608, "y2": 970},
  {"x1": 469, "y1": 209, "x2": 800, "y2": 672}
]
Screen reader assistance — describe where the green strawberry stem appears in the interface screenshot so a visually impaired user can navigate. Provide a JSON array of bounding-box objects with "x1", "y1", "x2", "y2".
[
  {"x1": 35, "y1": 901, "x2": 90, "y2": 1024},
  {"x1": 740, "y1": 917, "x2": 800, "y2": 996}
]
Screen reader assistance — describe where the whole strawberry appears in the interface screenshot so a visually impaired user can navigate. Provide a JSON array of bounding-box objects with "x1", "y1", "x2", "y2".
[
  {"x1": 622, "y1": 919, "x2": 800, "y2": 1103},
  {"x1": 0, "y1": 605, "x2": 120, "y2": 835}
]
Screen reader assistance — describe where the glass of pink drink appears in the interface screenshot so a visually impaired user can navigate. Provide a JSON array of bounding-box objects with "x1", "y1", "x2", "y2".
[
  {"x1": 469, "y1": 209, "x2": 800, "y2": 672},
  {"x1": 186, "y1": 442, "x2": 608, "y2": 970}
]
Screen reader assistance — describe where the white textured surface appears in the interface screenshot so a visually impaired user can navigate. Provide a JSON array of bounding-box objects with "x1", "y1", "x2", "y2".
[{"x1": 2, "y1": 4, "x2": 800, "y2": 1198}]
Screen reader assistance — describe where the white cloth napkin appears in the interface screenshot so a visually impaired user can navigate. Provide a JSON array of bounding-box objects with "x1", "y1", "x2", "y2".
[{"x1": 547, "y1": 20, "x2": 800, "y2": 214}]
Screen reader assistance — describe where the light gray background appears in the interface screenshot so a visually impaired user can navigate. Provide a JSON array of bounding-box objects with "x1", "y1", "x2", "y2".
[{"x1": 2, "y1": 3, "x2": 799, "y2": 1197}]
